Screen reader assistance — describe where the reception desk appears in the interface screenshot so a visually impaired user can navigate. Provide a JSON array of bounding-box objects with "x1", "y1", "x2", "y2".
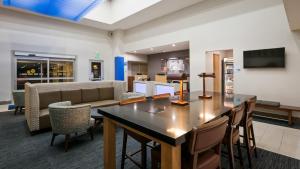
[{"x1": 133, "y1": 81, "x2": 177, "y2": 97}]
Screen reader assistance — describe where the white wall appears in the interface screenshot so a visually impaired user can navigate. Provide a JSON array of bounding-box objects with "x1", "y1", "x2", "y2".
[
  {"x1": 124, "y1": 0, "x2": 300, "y2": 107},
  {"x1": 124, "y1": 53, "x2": 148, "y2": 63},
  {"x1": 0, "y1": 9, "x2": 113, "y2": 102}
]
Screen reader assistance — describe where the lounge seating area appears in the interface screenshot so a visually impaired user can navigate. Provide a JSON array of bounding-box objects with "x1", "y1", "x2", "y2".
[
  {"x1": 25, "y1": 81, "x2": 126, "y2": 132},
  {"x1": 1, "y1": 0, "x2": 300, "y2": 169}
]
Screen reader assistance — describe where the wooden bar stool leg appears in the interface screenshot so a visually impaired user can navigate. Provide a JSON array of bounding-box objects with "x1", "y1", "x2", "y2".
[
  {"x1": 244, "y1": 126, "x2": 252, "y2": 168},
  {"x1": 227, "y1": 139, "x2": 235, "y2": 169},
  {"x1": 237, "y1": 139, "x2": 244, "y2": 168},
  {"x1": 141, "y1": 143, "x2": 147, "y2": 169},
  {"x1": 121, "y1": 131, "x2": 128, "y2": 169},
  {"x1": 250, "y1": 124, "x2": 258, "y2": 158}
]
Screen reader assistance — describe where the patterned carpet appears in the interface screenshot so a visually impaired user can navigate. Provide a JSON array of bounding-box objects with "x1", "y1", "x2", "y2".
[{"x1": 0, "y1": 111, "x2": 300, "y2": 169}]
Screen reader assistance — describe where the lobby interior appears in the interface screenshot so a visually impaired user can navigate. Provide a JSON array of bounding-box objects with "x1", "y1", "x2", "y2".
[{"x1": 1, "y1": 0, "x2": 300, "y2": 169}]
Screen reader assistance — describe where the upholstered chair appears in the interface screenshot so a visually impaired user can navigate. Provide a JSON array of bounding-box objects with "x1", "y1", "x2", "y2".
[
  {"x1": 151, "y1": 116, "x2": 229, "y2": 169},
  {"x1": 240, "y1": 99, "x2": 258, "y2": 168},
  {"x1": 222, "y1": 104, "x2": 245, "y2": 169},
  {"x1": 12, "y1": 90, "x2": 25, "y2": 115},
  {"x1": 48, "y1": 101, "x2": 94, "y2": 152}
]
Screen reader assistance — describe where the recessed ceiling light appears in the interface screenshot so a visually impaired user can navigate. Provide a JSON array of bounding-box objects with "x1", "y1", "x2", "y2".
[{"x1": 172, "y1": 44, "x2": 176, "y2": 47}]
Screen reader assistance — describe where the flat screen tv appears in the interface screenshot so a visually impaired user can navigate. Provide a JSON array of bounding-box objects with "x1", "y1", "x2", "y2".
[{"x1": 243, "y1": 47, "x2": 285, "y2": 68}]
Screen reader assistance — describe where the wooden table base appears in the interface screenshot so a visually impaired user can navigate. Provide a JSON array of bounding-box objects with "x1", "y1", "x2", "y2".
[
  {"x1": 102, "y1": 117, "x2": 182, "y2": 169},
  {"x1": 103, "y1": 117, "x2": 116, "y2": 169}
]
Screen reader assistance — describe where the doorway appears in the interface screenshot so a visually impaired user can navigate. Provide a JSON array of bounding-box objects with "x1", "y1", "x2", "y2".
[{"x1": 205, "y1": 49, "x2": 234, "y2": 94}]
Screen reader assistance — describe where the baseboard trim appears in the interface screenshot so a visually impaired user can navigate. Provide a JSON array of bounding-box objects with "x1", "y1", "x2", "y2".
[{"x1": 254, "y1": 111, "x2": 300, "y2": 124}]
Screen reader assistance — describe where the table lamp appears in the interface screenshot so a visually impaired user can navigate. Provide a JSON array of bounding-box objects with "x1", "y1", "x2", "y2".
[
  {"x1": 198, "y1": 73, "x2": 216, "y2": 99},
  {"x1": 167, "y1": 73, "x2": 188, "y2": 106}
]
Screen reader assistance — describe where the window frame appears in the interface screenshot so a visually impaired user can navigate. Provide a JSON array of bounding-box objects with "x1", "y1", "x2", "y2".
[{"x1": 12, "y1": 51, "x2": 76, "y2": 90}]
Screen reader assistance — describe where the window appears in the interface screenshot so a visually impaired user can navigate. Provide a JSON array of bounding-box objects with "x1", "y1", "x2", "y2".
[{"x1": 15, "y1": 55, "x2": 75, "y2": 89}]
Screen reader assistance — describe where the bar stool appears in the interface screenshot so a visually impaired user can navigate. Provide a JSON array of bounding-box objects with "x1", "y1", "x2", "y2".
[
  {"x1": 151, "y1": 116, "x2": 229, "y2": 169},
  {"x1": 240, "y1": 99, "x2": 258, "y2": 168},
  {"x1": 120, "y1": 96, "x2": 152, "y2": 169},
  {"x1": 222, "y1": 104, "x2": 245, "y2": 169}
]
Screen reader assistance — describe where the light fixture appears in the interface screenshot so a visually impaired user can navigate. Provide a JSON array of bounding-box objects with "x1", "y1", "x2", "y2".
[
  {"x1": 2, "y1": 0, "x2": 101, "y2": 21},
  {"x1": 172, "y1": 44, "x2": 176, "y2": 47},
  {"x1": 150, "y1": 48, "x2": 154, "y2": 51},
  {"x1": 134, "y1": 51, "x2": 137, "y2": 53}
]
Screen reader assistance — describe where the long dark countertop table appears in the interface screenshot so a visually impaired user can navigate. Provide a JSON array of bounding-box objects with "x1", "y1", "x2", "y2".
[{"x1": 98, "y1": 91, "x2": 256, "y2": 146}]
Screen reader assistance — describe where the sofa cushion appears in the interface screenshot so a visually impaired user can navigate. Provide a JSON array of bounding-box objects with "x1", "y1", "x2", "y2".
[
  {"x1": 99, "y1": 87, "x2": 114, "y2": 101},
  {"x1": 83, "y1": 100, "x2": 119, "y2": 108},
  {"x1": 39, "y1": 109, "x2": 51, "y2": 130},
  {"x1": 61, "y1": 89, "x2": 82, "y2": 104},
  {"x1": 39, "y1": 91, "x2": 62, "y2": 110},
  {"x1": 81, "y1": 88, "x2": 99, "y2": 103}
]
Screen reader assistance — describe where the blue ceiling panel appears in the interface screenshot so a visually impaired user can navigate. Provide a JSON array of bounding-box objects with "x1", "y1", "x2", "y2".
[{"x1": 3, "y1": 0, "x2": 101, "y2": 21}]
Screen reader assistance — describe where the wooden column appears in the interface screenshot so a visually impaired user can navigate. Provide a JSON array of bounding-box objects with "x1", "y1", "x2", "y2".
[
  {"x1": 103, "y1": 117, "x2": 116, "y2": 169},
  {"x1": 161, "y1": 142, "x2": 181, "y2": 169}
]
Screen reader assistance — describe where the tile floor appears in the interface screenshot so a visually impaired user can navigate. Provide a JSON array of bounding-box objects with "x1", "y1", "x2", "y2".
[
  {"x1": 1, "y1": 104, "x2": 300, "y2": 161},
  {"x1": 252, "y1": 121, "x2": 300, "y2": 160},
  {"x1": 0, "y1": 104, "x2": 9, "y2": 112}
]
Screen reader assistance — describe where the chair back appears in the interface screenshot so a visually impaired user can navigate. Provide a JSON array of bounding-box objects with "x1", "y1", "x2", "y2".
[
  {"x1": 230, "y1": 104, "x2": 245, "y2": 127},
  {"x1": 246, "y1": 99, "x2": 256, "y2": 117},
  {"x1": 12, "y1": 90, "x2": 25, "y2": 107},
  {"x1": 188, "y1": 116, "x2": 229, "y2": 154},
  {"x1": 49, "y1": 101, "x2": 91, "y2": 134},
  {"x1": 120, "y1": 96, "x2": 146, "y2": 105},
  {"x1": 152, "y1": 93, "x2": 171, "y2": 100}
]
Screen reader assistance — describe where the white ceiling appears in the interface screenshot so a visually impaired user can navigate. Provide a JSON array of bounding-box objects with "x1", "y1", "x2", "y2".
[
  {"x1": 0, "y1": 0, "x2": 206, "y2": 30},
  {"x1": 128, "y1": 41, "x2": 189, "y2": 55}
]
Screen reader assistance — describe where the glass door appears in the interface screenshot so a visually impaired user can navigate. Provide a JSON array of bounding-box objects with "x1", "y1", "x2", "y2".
[
  {"x1": 15, "y1": 57, "x2": 75, "y2": 89},
  {"x1": 49, "y1": 60, "x2": 74, "y2": 83},
  {"x1": 16, "y1": 59, "x2": 48, "y2": 89}
]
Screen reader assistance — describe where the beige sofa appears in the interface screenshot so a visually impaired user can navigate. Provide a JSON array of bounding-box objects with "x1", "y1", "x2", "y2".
[{"x1": 25, "y1": 81, "x2": 126, "y2": 132}]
